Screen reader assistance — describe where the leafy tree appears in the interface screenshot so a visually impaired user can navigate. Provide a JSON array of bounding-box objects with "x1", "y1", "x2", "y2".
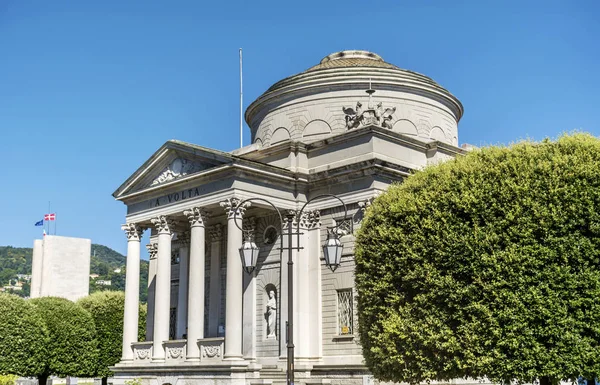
[
  {"x1": 0, "y1": 293, "x2": 47, "y2": 377},
  {"x1": 356, "y1": 133, "x2": 600, "y2": 385},
  {"x1": 30, "y1": 297, "x2": 98, "y2": 385},
  {"x1": 78, "y1": 291, "x2": 146, "y2": 385}
]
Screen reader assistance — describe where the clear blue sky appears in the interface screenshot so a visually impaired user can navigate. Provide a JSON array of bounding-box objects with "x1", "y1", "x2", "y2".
[{"x1": 1, "y1": 0, "x2": 598, "y2": 257}]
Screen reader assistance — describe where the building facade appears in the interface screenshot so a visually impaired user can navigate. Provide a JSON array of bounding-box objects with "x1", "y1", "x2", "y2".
[
  {"x1": 112, "y1": 50, "x2": 464, "y2": 385},
  {"x1": 30, "y1": 235, "x2": 91, "y2": 301}
]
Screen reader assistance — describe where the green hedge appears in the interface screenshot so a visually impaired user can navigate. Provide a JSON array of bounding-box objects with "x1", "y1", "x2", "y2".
[
  {"x1": 78, "y1": 291, "x2": 146, "y2": 378},
  {"x1": 30, "y1": 297, "x2": 98, "y2": 380},
  {"x1": 0, "y1": 293, "x2": 47, "y2": 376},
  {"x1": 356, "y1": 133, "x2": 600, "y2": 384}
]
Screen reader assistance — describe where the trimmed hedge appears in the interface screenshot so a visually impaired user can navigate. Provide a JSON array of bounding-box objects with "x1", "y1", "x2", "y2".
[
  {"x1": 0, "y1": 293, "x2": 47, "y2": 376},
  {"x1": 78, "y1": 291, "x2": 146, "y2": 379},
  {"x1": 30, "y1": 297, "x2": 98, "y2": 380},
  {"x1": 356, "y1": 133, "x2": 600, "y2": 384}
]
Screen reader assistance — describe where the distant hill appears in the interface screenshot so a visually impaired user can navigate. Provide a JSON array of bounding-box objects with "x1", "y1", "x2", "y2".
[{"x1": 0, "y1": 243, "x2": 148, "y2": 302}]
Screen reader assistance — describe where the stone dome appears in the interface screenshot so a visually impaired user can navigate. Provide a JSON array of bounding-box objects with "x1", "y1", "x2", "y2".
[{"x1": 245, "y1": 50, "x2": 463, "y2": 147}]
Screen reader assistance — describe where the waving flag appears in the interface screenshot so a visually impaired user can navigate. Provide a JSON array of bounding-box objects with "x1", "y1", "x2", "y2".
[
  {"x1": 35, "y1": 219, "x2": 44, "y2": 226},
  {"x1": 44, "y1": 213, "x2": 56, "y2": 221}
]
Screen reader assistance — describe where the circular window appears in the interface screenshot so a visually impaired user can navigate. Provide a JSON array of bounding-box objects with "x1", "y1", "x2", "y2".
[{"x1": 263, "y1": 226, "x2": 278, "y2": 245}]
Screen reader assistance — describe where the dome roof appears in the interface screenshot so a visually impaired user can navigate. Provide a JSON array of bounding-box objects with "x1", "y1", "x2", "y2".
[
  {"x1": 245, "y1": 50, "x2": 463, "y2": 148},
  {"x1": 265, "y1": 50, "x2": 449, "y2": 93}
]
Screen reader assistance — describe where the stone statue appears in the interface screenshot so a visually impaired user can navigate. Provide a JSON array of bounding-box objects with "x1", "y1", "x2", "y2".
[
  {"x1": 381, "y1": 106, "x2": 396, "y2": 129},
  {"x1": 266, "y1": 290, "x2": 277, "y2": 338},
  {"x1": 342, "y1": 101, "x2": 363, "y2": 129}
]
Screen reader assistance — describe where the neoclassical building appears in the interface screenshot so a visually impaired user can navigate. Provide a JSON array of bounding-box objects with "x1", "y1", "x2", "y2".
[{"x1": 113, "y1": 50, "x2": 464, "y2": 385}]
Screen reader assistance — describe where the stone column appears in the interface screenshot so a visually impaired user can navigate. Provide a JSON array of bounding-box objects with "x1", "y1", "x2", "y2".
[
  {"x1": 219, "y1": 198, "x2": 250, "y2": 360},
  {"x1": 242, "y1": 218, "x2": 257, "y2": 360},
  {"x1": 151, "y1": 215, "x2": 174, "y2": 361},
  {"x1": 184, "y1": 207, "x2": 209, "y2": 360},
  {"x1": 305, "y1": 211, "x2": 322, "y2": 359},
  {"x1": 121, "y1": 223, "x2": 144, "y2": 361},
  {"x1": 145, "y1": 243, "x2": 158, "y2": 341},
  {"x1": 176, "y1": 231, "x2": 190, "y2": 339},
  {"x1": 208, "y1": 224, "x2": 223, "y2": 337}
]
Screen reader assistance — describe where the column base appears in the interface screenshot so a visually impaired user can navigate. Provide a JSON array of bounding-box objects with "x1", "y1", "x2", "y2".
[{"x1": 224, "y1": 354, "x2": 244, "y2": 360}]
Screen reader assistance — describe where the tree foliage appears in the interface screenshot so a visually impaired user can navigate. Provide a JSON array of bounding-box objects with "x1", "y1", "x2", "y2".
[
  {"x1": 0, "y1": 293, "x2": 47, "y2": 376},
  {"x1": 30, "y1": 297, "x2": 98, "y2": 382},
  {"x1": 355, "y1": 134, "x2": 600, "y2": 384},
  {"x1": 78, "y1": 291, "x2": 147, "y2": 379}
]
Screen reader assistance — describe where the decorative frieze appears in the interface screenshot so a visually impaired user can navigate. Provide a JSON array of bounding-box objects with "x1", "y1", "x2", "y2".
[
  {"x1": 122, "y1": 223, "x2": 144, "y2": 241},
  {"x1": 150, "y1": 216, "x2": 175, "y2": 235},
  {"x1": 184, "y1": 207, "x2": 209, "y2": 228}
]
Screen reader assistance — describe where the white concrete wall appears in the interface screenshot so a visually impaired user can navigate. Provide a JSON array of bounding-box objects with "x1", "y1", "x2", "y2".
[
  {"x1": 37, "y1": 235, "x2": 91, "y2": 302},
  {"x1": 30, "y1": 239, "x2": 43, "y2": 298}
]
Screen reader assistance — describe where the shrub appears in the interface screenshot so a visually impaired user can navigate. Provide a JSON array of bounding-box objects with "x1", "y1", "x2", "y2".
[{"x1": 356, "y1": 133, "x2": 600, "y2": 385}]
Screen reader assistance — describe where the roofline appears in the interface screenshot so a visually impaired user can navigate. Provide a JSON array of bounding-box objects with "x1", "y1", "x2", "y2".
[{"x1": 112, "y1": 140, "x2": 294, "y2": 199}]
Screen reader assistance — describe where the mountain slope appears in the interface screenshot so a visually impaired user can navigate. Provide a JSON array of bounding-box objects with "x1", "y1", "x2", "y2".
[{"x1": 0, "y1": 243, "x2": 148, "y2": 302}]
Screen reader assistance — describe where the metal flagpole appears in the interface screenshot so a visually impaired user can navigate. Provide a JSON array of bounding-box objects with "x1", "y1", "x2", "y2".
[
  {"x1": 239, "y1": 48, "x2": 243, "y2": 148},
  {"x1": 47, "y1": 201, "x2": 51, "y2": 236}
]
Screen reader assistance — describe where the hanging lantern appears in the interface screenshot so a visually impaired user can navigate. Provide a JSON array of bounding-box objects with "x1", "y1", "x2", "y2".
[
  {"x1": 323, "y1": 231, "x2": 343, "y2": 272},
  {"x1": 239, "y1": 240, "x2": 259, "y2": 274}
]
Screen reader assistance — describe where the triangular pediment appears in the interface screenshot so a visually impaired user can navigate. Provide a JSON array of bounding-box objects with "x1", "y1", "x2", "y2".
[{"x1": 113, "y1": 140, "x2": 235, "y2": 199}]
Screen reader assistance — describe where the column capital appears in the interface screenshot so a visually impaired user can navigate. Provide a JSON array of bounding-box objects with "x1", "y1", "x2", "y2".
[
  {"x1": 208, "y1": 224, "x2": 223, "y2": 242},
  {"x1": 299, "y1": 210, "x2": 321, "y2": 229},
  {"x1": 220, "y1": 198, "x2": 251, "y2": 219},
  {"x1": 146, "y1": 243, "x2": 158, "y2": 260},
  {"x1": 151, "y1": 216, "x2": 174, "y2": 235},
  {"x1": 184, "y1": 207, "x2": 209, "y2": 228},
  {"x1": 122, "y1": 223, "x2": 144, "y2": 241},
  {"x1": 176, "y1": 231, "x2": 191, "y2": 247}
]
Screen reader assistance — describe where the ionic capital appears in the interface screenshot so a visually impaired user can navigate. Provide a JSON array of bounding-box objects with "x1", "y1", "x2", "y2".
[
  {"x1": 220, "y1": 198, "x2": 251, "y2": 220},
  {"x1": 184, "y1": 207, "x2": 209, "y2": 228},
  {"x1": 208, "y1": 224, "x2": 223, "y2": 242},
  {"x1": 146, "y1": 243, "x2": 158, "y2": 260},
  {"x1": 122, "y1": 223, "x2": 144, "y2": 241},
  {"x1": 151, "y1": 215, "x2": 175, "y2": 235}
]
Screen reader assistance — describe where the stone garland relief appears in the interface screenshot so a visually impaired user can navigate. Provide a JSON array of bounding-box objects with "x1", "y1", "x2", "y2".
[
  {"x1": 135, "y1": 346, "x2": 152, "y2": 360},
  {"x1": 167, "y1": 346, "x2": 185, "y2": 360},
  {"x1": 201, "y1": 345, "x2": 221, "y2": 358},
  {"x1": 151, "y1": 158, "x2": 207, "y2": 186}
]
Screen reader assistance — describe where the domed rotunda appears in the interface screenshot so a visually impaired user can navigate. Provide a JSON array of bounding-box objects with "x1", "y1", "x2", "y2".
[
  {"x1": 112, "y1": 50, "x2": 466, "y2": 385},
  {"x1": 246, "y1": 50, "x2": 463, "y2": 147}
]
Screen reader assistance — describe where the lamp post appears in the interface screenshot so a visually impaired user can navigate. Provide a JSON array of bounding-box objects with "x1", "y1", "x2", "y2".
[{"x1": 234, "y1": 195, "x2": 347, "y2": 385}]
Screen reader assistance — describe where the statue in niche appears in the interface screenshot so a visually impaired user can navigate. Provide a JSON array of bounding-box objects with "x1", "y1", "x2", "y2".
[{"x1": 265, "y1": 289, "x2": 277, "y2": 338}]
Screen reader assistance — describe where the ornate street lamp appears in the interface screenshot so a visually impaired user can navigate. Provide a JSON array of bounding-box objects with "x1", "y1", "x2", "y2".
[
  {"x1": 233, "y1": 194, "x2": 347, "y2": 385},
  {"x1": 239, "y1": 239, "x2": 260, "y2": 274},
  {"x1": 323, "y1": 230, "x2": 343, "y2": 272}
]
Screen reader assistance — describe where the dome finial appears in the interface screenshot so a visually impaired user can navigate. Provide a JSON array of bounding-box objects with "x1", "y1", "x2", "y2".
[{"x1": 320, "y1": 50, "x2": 384, "y2": 64}]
